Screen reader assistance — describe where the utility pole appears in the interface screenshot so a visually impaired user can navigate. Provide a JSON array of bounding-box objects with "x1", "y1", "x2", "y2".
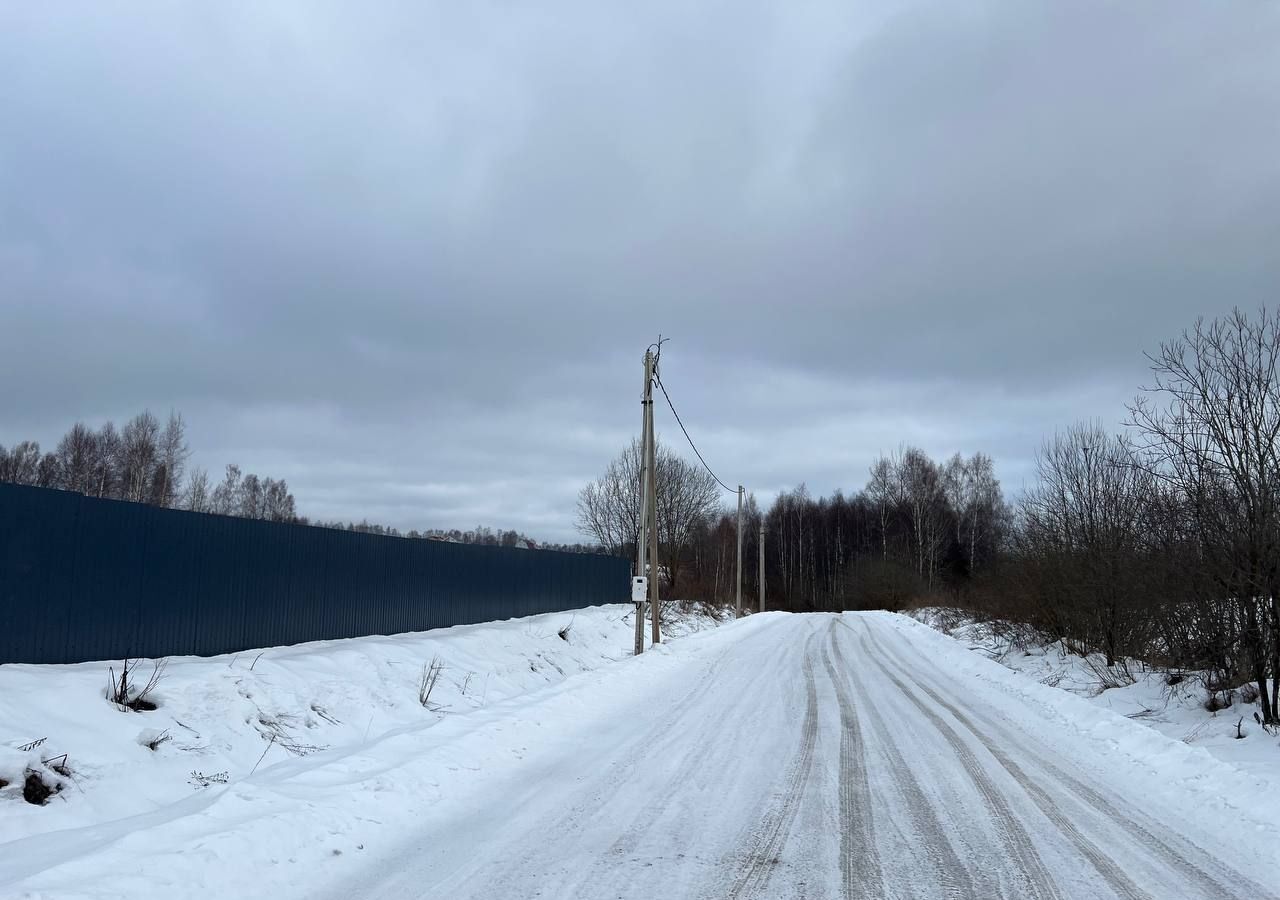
[
  {"x1": 758, "y1": 521, "x2": 767, "y2": 613},
  {"x1": 648, "y1": 353, "x2": 661, "y2": 646},
  {"x1": 735, "y1": 485, "x2": 743, "y2": 616},
  {"x1": 634, "y1": 350, "x2": 655, "y2": 656}
]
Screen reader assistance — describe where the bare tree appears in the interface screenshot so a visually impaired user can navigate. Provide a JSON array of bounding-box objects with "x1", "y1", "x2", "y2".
[
  {"x1": 210, "y1": 464, "x2": 242, "y2": 515},
  {"x1": 184, "y1": 467, "x2": 212, "y2": 512},
  {"x1": 56, "y1": 423, "x2": 99, "y2": 494},
  {"x1": 91, "y1": 422, "x2": 121, "y2": 498},
  {"x1": 36, "y1": 451, "x2": 60, "y2": 487},
  {"x1": 575, "y1": 439, "x2": 646, "y2": 558},
  {"x1": 155, "y1": 412, "x2": 190, "y2": 508},
  {"x1": 118, "y1": 411, "x2": 160, "y2": 502},
  {"x1": 944, "y1": 451, "x2": 1004, "y2": 577},
  {"x1": 576, "y1": 439, "x2": 723, "y2": 592},
  {"x1": 261, "y1": 477, "x2": 296, "y2": 522},
  {"x1": 0, "y1": 441, "x2": 43, "y2": 485},
  {"x1": 1129, "y1": 307, "x2": 1280, "y2": 723},
  {"x1": 655, "y1": 452, "x2": 721, "y2": 593},
  {"x1": 898, "y1": 448, "x2": 949, "y2": 588},
  {"x1": 866, "y1": 454, "x2": 898, "y2": 561},
  {"x1": 1020, "y1": 423, "x2": 1154, "y2": 665},
  {"x1": 238, "y1": 472, "x2": 264, "y2": 519}
]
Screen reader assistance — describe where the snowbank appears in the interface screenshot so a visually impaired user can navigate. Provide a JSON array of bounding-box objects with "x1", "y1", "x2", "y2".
[
  {"x1": 890, "y1": 610, "x2": 1280, "y2": 832},
  {"x1": 0, "y1": 603, "x2": 722, "y2": 849}
]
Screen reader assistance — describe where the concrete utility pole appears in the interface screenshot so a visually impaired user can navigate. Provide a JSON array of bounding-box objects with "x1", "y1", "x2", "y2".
[
  {"x1": 758, "y1": 522, "x2": 767, "y2": 613},
  {"x1": 735, "y1": 486, "x2": 743, "y2": 616},
  {"x1": 647, "y1": 354, "x2": 661, "y2": 646},
  {"x1": 634, "y1": 350, "x2": 655, "y2": 656}
]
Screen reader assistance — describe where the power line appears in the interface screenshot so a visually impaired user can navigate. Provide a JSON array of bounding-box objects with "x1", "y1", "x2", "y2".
[{"x1": 653, "y1": 368, "x2": 738, "y2": 494}]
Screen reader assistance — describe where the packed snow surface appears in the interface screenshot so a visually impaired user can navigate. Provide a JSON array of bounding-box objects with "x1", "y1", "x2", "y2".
[{"x1": 3, "y1": 611, "x2": 1278, "y2": 899}]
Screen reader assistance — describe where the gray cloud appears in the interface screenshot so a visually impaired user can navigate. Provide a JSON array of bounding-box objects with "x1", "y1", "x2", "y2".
[{"x1": 3, "y1": 1, "x2": 1279, "y2": 540}]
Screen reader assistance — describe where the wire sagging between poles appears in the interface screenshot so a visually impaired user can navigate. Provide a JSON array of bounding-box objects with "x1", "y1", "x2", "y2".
[{"x1": 653, "y1": 367, "x2": 739, "y2": 495}]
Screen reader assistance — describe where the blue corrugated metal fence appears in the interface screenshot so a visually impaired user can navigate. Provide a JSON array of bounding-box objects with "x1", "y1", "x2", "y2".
[{"x1": 0, "y1": 482, "x2": 628, "y2": 664}]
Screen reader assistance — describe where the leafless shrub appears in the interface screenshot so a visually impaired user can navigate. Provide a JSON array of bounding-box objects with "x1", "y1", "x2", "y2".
[
  {"x1": 42, "y1": 754, "x2": 70, "y2": 778},
  {"x1": 107, "y1": 657, "x2": 167, "y2": 711},
  {"x1": 309, "y1": 703, "x2": 340, "y2": 726},
  {"x1": 251, "y1": 734, "x2": 276, "y2": 775},
  {"x1": 659, "y1": 599, "x2": 682, "y2": 625},
  {"x1": 142, "y1": 730, "x2": 171, "y2": 752},
  {"x1": 989, "y1": 618, "x2": 1044, "y2": 656},
  {"x1": 419, "y1": 657, "x2": 444, "y2": 709},
  {"x1": 254, "y1": 713, "x2": 325, "y2": 756},
  {"x1": 1129, "y1": 308, "x2": 1280, "y2": 725},
  {"x1": 1039, "y1": 670, "x2": 1066, "y2": 688},
  {"x1": 1202, "y1": 670, "x2": 1235, "y2": 694},
  {"x1": 189, "y1": 770, "x2": 229, "y2": 789},
  {"x1": 929, "y1": 607, "x2": 972, "y2": 636},
  {"x1": 1085, "y1": 655, "x2": 1137, "y2": 692},
  {"x1": 1181, "y1": 720, "x2": 1208, "y2": 743},
  {"x1": 1204, "y1": 690, "x2": 1233, "y2": 713},
  {"x1": 557, "y1": 621, "x2": 573, "y2": 641},
  {"x1": 1239, "y1": 682, "x2": 1260, "y2": 704}
]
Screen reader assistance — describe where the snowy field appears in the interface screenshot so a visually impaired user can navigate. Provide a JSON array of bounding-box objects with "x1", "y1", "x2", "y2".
[{"x1": 3, "y1": 609, "x2": 1279, "y2": 899}]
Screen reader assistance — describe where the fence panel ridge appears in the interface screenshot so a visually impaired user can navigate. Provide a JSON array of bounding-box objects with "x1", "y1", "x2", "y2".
[{"x1": 0, "y1": 482, "x2": 628, "y2": 665}]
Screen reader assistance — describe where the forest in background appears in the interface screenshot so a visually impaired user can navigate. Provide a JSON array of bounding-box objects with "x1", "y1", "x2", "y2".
[
  {"x1": 6, "y1": 308, "x2": 1280, "y2": 723},
  {"x1": 0, "y1": 412, "x2": 298, "y2": 523},
  {"x1": 577, "y1": 307, "x2": 1280, "y2": 724},
  {"x1": 0, "y1": 414, "x2": 577, "y2": 549}
]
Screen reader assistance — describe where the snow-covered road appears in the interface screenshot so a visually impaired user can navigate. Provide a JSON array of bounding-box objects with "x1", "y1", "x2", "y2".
[
  {"x1": 318, "y1": 613, "x2": 1277, "y2": 900},
  {"x1": 7, "y1": 611, "x2": 1278, "y2": 899}
]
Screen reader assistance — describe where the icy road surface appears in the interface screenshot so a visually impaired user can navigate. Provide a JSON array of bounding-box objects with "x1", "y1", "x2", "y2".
[
  {"x1": 7, "y1": 612, "x2": 1278, "y2": 900},
  {"x1": 321, "y1": 614, "x2": 1276, "y2": 900}
]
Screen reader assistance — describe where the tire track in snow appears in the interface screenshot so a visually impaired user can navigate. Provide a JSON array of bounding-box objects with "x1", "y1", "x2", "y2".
[
  {"x1": 828, "y1": 626, "x2": 981, "y2": 900},
  {"x1": 867, "y1": 622, "x2": 1276, "y2": 900},
  {"x1": 477, "y1": 627, "x2": 788, "y2": 899},
  {"x1": 601, "y1": 632, "x2": 794, "y2": 862},
  {"x1": 834, "y1": 624, "x2": 1064, "y2": 900},
  {"x1": 817, "y1": 624, "x2": 882, "y2": 900},
  {"x1": 852, "y1": 623, "x2": 1150, "y2": 900},
  {"x1": 724, "y1": 624, "x2": 822, "y2": 900}
]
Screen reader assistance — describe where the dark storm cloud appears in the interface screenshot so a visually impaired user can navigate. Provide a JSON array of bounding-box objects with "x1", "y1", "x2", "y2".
[{"x1": 3, "y1": 1, "x2": 1279, "y2": 538}]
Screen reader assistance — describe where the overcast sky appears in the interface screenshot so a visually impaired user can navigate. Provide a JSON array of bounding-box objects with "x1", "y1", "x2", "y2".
[{"x1": 3, "y1": 2, "x2": 1279, "y2": 541}]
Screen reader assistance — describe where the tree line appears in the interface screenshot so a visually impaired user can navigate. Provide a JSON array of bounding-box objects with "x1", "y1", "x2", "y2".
[
  {"x1": 0, "y1": 411, "x2": 298, "y2": 522},
  {"x1": 314, "y1": 520, "x2": 592, "y2": 552},
  {"x1": 578, "y1": 447, "x2": 1005, "y2": 612},
  {"x1": 1001, "y1": 308, "x2": 1280, "y2": 724},
  {"x1": 577, "y1": 307, "x2": 1280, "y2": 724},
  {"x1": 1, "y1": 411, "x2": 592, "y2": 552}
]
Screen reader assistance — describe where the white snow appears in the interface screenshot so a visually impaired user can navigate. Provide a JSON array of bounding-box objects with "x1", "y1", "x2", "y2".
[
  {"x1": 908, "y1": 607, "x2": 1280, "y2": 787},
  {"x1": 0, "y1": 603, "x2": 721, "y2": 850},
  {"x1": 3, "y1": 609, "x2": 1277, "y2": 900}
]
